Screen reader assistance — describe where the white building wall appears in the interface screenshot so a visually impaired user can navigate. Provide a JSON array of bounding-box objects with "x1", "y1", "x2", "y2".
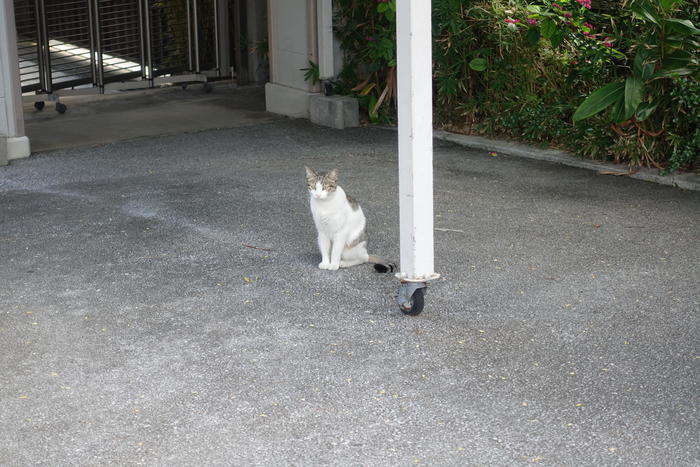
[
  {"x1": 265, "y1": 0, "x2": 318, "y2": 118},
  {"x1": 0, "y1": 0, "x2": 30, "y2": 162}
]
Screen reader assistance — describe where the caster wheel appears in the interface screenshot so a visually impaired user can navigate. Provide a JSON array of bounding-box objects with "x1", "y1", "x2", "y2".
[
  {"x1": 34, "y1": 101, "x2": 45, "y2": 111},
  {"x1": 202, "y1": 82, "x2": 213, "y2": 93},
  {"x1": 400, "y1": 287, "x2": 425, "y2": 316},
  {"x1": 55, "y1": 102, "x2": 67, "y2": 114},
  {"x1": 181, "y1": 83, "x2": 188, "y2": 90}
]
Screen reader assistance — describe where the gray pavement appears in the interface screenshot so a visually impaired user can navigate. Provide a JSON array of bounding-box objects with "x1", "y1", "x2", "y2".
[
  {"x1": 1, "y1": 119, "x2": 699, "y2": 465},
  {"x1": 23, "y1": 83, "x2": 280, "y2": 153}
]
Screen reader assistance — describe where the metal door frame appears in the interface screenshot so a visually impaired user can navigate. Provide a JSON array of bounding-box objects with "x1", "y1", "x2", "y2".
[{"x1": 15, "y1": 0, "x2": 221, "y2": 107}]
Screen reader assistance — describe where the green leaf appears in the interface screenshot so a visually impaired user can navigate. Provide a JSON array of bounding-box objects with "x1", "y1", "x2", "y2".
[
  {"x1": 663, "y1": 36, "x2": 689, "y2": 47},
  {"x1": 635, "y1": 101, "x2": 658, "y2": 121},
  {"x1": 632, "y1": 48, "x2": 655, "y2": 81},
  {"x1": 301, "y1": 61, "x2": 320, "y2": 85},
  {"x1": 526, "y1": 5, "x2": 542, "y2": 13},
  {"x1": 642, "y1": 63, "x2": 655, "y2": 80},
  {"x1": 572, "y1": 81, "x2": 625, "y2": 122},
  {"x1": 439, "y1": 77, "x2": 459, "y2": 96},
  {"x1": 610, "y1": 96, "x2": 628, "y2": 123},
  {"x1": 653, "y1": 67, "x2": 696, "y2": 78},
  {"x1": 624, "y1": 76, "x2": 643, "y2": 120},
  {"x1": 368, "y1": 95, "x2": 379, "y2": 123},
  {"x1": 662, "y1": 50, "x2": 695, "y2": 70},
  {"x1": 550, "y1": 29, "x2": 564, "y2": 48},
  {"x1": 469, "y1": 57, "x2": 487, "y2": 72},
  {"x1": 377, "y1": 3, "x2": 388, "y2": 13},
  {"x1": 527, "y1": 27, "x2": 541, "y2": 46},
  {"x1": 541, "y1": 18, "x2": 556, "y2": 39},
  {"x1": 664, "y1": 19, "x2": 700, "y2": 36},
  {"x1": 631, "y1": 2, "x2": 660, "y2": 24},
  {"x1": 660, "y1": 0, "x2": 680, "y2": 11}
]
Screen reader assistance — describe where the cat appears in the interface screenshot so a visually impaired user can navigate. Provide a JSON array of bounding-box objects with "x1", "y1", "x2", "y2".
[{"x1": 305, "y1": 167, "x2": 394, "y2": 273}]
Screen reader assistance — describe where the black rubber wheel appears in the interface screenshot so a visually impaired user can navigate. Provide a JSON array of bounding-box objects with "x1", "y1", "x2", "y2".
[
  {"x1": 202, "y1": 82, "x2": 213, "y2": 93},
  {"x1": 55, "y1": 102, "x2": 67, "y2": 114},
  {"x1": 34, "y1": 101, "x2": 45, "y2": 111},
  {"x1": 181, "y1": 83, "x2": 188, "y2": 90},
  {"x1": 400, "y1": 287, "x2": 425, "y2": 316}
]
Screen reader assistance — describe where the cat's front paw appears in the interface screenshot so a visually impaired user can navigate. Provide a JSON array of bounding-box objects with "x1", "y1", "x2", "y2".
[
  {"x1": 327, "y1": 263, "x2": 340, "y2": 271},
  {"x1": 318, "y1": 262, "x2": 331, "y2": 270}
]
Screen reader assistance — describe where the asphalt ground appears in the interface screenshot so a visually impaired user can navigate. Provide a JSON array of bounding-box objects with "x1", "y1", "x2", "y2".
[
  {"x1": 1, "y1": 120, "x2": 698, "y2": 465},
  {"x1": 23, "y1": 83, "x2": 279, "y2": 153}
]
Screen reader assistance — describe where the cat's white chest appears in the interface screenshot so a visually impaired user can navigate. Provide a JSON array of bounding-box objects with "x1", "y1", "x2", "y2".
[{"x1": 311, "y1": 201, "x2": 346, "y2": 232}]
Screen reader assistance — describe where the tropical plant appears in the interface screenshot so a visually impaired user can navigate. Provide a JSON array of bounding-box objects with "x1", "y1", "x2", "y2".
[
  {"x1": 571, "y1": 1, "x2": 699, "y2": 123},
  {"x1": 334, "y1": 0, "x2": 397, "y2": 122},
  {"x1": 333, "y1": 0, "x2": 699, "y2": 170},
  {"x1": 301, "y1": 60, "x2": 320, "y2": 86}
]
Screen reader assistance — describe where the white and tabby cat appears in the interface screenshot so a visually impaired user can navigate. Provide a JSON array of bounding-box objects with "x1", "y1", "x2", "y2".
[{"x1": 305, "y1": 167, "x2": 394, "y2": 273}]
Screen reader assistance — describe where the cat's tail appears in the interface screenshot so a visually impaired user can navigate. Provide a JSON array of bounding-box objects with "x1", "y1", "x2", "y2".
[{"x1": 368, "y1": 254, "x2": 397, "y2": 274}]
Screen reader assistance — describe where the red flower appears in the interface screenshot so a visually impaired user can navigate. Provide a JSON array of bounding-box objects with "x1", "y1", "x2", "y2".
[{"x1": 504, "y1": 18, "x2": 522, "y2": 24}]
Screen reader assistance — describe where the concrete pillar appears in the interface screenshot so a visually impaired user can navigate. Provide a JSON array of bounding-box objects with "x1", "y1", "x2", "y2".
[
  {"x1": 396, "y1": 0, "x2": 436, "y2": 281},
  {"x1": 265, "y1": 0, "x2": 318, "y2": 118},
  {"x1": 0, "y1": 0, "x2": 30, "y2": 161},
  {"x1": 316, "y1": 0, "x2": 333, "y2": 80},
  {"x1": 246, "y1": 0, "x2": 268, "y2": 84},
  {"x1": 217, "y1": 0, "x2": 232, "y2": 77},
  {"x1": 0, "y1": 136, "x2": 7, "y2": 166}
]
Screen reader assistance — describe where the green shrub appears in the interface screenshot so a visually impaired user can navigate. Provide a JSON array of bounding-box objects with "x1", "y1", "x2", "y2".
[
  {"x1": 667, "y1": 77, "x2": 700, "y2": 172},
  {"x1": 333, "y1": 0, "x2": 699, "y2": 171}
]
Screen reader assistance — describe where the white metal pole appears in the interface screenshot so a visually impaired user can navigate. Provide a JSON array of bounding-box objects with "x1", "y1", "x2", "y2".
[{"x1": 396, "y1": 0, "x2": 435, "y2": 281}]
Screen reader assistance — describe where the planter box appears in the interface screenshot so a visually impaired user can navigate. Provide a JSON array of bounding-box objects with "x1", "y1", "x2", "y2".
[{"x1": 309, "y1": 95, "x2": 359, "y2": 130}]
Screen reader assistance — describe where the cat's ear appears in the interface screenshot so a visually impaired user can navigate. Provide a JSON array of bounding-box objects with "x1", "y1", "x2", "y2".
[
  {"x1": 305, "y1": 166, "x2": 317, "y2": 180},
  {"x1": 327, "y1": 169, "x2": 339, "y2": 181}
]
